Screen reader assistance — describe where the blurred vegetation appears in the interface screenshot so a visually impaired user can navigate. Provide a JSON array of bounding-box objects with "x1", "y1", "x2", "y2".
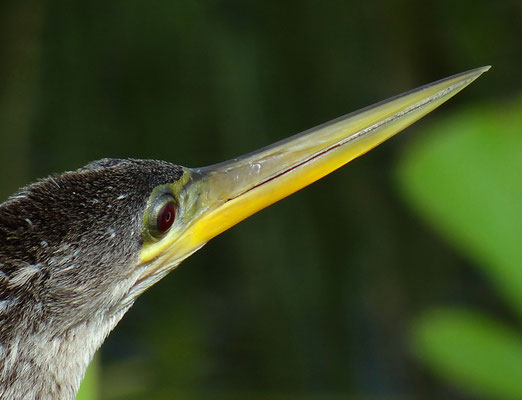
[
  {"x1": 0, "y1": 1, "x2": 520, "y2": 400},
  {"x1": 77, "y1": 357, "x2": 99, "y2": 400},
  {"x1": 398, "y1": 98, "x2": 522, "y2": 399}
]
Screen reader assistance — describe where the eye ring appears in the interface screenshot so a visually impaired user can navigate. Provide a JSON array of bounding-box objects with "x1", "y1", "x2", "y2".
[{"x1": 148, "y1": 193, "x2": 177, "y2": 238}]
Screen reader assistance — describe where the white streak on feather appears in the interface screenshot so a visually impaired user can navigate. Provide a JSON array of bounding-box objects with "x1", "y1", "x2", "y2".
[{"x1": 8, "y1": 263, "x2": 42, "y2": 288}]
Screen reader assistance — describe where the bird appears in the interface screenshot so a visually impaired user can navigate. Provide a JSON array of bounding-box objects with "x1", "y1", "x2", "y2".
[{"x1": 0, "y1": 66, "x2": 488, "y2": 399}]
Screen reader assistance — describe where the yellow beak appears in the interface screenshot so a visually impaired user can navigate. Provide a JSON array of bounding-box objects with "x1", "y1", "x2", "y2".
[{"x1": 140, "y1": 66, "x2": 489, "y2": 267}]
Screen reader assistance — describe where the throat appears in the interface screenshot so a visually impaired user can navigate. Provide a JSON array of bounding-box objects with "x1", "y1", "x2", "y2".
[{"x1": 0, "y1": 310, "x2": 127, "y2": 400}]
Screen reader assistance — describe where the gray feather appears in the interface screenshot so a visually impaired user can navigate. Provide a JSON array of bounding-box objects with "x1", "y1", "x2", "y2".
[{"x1": 0, "y1": 159, "x2": 182, "y2": 400}]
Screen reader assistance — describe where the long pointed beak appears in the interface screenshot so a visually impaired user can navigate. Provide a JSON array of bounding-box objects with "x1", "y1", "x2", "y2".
[{"x1": 140, "y1": 66, "x2": 489, "y2": 266}]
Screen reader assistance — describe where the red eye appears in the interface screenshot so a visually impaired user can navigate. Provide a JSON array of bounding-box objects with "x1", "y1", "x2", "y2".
[{"x1": 157, "y1": 202, "x2": 176, "y2": 233}]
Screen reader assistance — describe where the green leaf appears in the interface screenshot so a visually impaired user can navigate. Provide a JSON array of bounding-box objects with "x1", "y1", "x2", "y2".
[
  {"x1": 397, "y1": 97, "x2": 522, "y2": 314},
  {"x1": 413, "y1": 309, "x2": 522, "y2": 400}
]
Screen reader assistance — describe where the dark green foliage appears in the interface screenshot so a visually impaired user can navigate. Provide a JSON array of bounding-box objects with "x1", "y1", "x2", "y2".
[{"x1": 0, "y1": 1, "x2": 520, "y2": 399}]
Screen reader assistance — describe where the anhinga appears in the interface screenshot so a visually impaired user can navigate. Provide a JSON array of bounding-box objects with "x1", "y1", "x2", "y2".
[{"x1": 0, "y1": 67, "x2": 488, "y2": 399}]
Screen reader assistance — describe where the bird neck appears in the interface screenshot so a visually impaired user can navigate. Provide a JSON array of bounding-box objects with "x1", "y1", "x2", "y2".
[{"x1": 0, "y1": 309, "x2": 127, "y2": 400}]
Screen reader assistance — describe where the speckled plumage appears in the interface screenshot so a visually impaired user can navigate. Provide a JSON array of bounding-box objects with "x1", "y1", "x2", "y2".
[{"x1": 0, "y1": 159, "x2": 183, "y2": 400}]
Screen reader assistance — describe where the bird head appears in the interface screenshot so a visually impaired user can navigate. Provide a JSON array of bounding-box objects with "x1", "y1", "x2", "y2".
[
  {"x1": 0, "y1": 67, "x2": 488, "y2": 399},
  {"x1": 0, "y1": 159, "x2": 186, "y2": 337}
]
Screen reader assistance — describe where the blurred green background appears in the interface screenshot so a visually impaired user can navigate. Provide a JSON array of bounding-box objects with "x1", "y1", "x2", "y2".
[{"x1": 1, "y1": 1, "x2": 520, "y2": 399}]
